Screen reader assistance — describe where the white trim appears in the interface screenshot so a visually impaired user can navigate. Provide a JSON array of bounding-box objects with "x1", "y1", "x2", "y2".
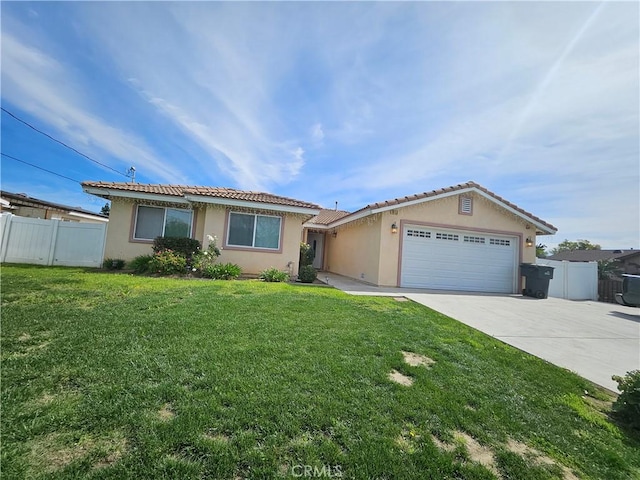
[
  {"x1": 68, "y1": 211, "x2": 109, "y2": 222},
  {"x1": 183, "y1": 194, "x2": 319, "y2": 215},
  {"x1": 83, "y1": 187, "x2": 190, "y2": 205}
]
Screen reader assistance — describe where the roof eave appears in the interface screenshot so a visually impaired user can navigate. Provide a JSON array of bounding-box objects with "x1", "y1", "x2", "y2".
[
  {"x1": 183, "y1": 194, "x2": 320, "y2": 215},
  {"x1": 83, "y1": 186, "x2": 190, "y2": 205}
]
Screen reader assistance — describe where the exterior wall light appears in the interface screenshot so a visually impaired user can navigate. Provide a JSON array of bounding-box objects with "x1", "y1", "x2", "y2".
[
  {"x1": 525, "y1": 237, "x2": 534, "y2": 247},
  {"x1": 391, "y1": 223, "x2": 398, "y2": 234}
]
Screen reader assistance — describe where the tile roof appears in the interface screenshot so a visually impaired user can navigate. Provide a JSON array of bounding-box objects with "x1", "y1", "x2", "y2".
[
  {"x1": 81, "y1": 182, "x2": 321, "y2": 210},
  {"x1": 342, "y1": 181, "x2": 557, "y2": 233},
  {"x1": 307, "y1": 209, "x2": 352, "y2": 225},
  {"x1": 547, "y1": 250, "x2": 640, "y2": 262}
]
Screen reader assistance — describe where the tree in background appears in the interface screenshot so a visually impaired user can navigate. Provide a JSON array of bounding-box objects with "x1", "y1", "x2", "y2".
[
  {"x1": 100, "y1": 203, "x2": 110, "y2": 217},
  {"x1": 550, "y1": 239, "x2": 601, "y2": 255}
]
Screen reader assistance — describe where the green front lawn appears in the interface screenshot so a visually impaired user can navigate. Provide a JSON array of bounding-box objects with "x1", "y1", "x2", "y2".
[{"x1": 1, "y1": 265, "x2": 638, "y2": 479}]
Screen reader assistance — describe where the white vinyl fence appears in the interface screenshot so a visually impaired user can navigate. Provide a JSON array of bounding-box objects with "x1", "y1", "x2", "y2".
[
  {"x1": 0, "y1": 213, "x2": 107, "y2": 267},
  {"x1": 536, "y1": 258, "x2": 598, "y2": 301}
]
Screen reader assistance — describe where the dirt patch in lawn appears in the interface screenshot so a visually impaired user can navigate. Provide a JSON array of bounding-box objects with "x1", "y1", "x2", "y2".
[
  {"x1": 402, "y1": 351, "x2": 435, "y2": 368},
  {"x1": 506, "y1": 439, "x2": 580, "y2": 480},
  {"x1": 28, "y1": 431, "x2": 127, "y2": 474},
  {"x1": 158, "y1": 403, "x2": 175, "y2": 421},
  {"x1": 431, "y1": 434, "x2": 455, "y2": 452},
  {"x1": 388, "y1": 369, "x2": 413, "y2": 386},
  {"x1": 18, "y1": 332, "x2": 32, "y2": 342},
  {"x1": 454, "y1": 431, "x2": 500, "y2": 476},
  {"x1": 92, "y1": 433, "x2": 128, "y2": 469}
]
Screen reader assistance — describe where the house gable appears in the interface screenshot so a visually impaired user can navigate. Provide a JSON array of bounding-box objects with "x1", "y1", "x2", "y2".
[{"x1": 317, "y1": 182, "x2": 556, "y2": 235}]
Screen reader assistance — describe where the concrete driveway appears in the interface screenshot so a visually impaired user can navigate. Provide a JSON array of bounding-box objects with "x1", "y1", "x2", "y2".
[{"x1": 322, "y1": 273, "x2": 640, "y2": 392}]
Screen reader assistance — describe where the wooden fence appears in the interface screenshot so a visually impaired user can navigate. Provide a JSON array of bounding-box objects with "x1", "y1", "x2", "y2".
[{"x1": 598, "y1": 278, "x2": 623, "y2": 304}]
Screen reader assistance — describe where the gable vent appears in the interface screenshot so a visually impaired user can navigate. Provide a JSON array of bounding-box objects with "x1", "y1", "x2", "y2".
[{"x1": 459, "y1": 196, "x2": 473, "y2": 215}]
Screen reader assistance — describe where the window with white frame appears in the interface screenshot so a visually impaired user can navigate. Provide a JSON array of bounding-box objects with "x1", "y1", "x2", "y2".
[
  {"x1": 133, "y1": 205, "x2": 193, "y2": 240},
  {"x1": 227, "y1": 212, "x2": 281, "y2": 249}
]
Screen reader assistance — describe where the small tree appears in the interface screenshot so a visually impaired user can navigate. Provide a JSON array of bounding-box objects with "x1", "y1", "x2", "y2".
[
  {"x1": 100, "y1": 203, "x2": 110, "y2": 217},
  {"x1": 299, "y1": 242, "x2": 315, "y2": 267},
  {"x1": 550, "y1": 239, "x2": 601, "y2": 255},
  {"x1": 598, "y1": 259, "x2": 623, "y2": 280}
]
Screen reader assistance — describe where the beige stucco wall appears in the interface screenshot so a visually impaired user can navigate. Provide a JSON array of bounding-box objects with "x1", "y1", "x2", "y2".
[
  {"x1": 103, "y1": 198, "x2": 306, "y2": 275},
  {"x1": 325, "y1": 192, "x2": 538, "y2": 287},
  {"x1": 324, "y1": 217, "x2": 382, "y2": 285},
  {"x1": 200, "y1": 207, "x2": 305, "y2": 276},
  {"x1": 103, "y1": 199, "x2": 205, "y2": 260}
]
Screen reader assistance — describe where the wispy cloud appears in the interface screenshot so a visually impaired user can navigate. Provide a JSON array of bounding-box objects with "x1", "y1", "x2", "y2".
[
  {"x1": 1, "y1": 2, "x2": 637, "y2": 247},
  {"x1": 0, "y1": 30, "x2": 187, "y2": 183}
]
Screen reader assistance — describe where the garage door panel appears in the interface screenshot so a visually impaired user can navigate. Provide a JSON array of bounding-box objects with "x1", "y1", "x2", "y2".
[{"x1": 400, "y1": 226, "x2": 517, "y2": 293}]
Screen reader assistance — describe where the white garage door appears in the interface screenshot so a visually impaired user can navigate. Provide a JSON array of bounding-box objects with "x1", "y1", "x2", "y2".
[{"x1": 400, "y1": 226, "x2": 518, "y2": 293}]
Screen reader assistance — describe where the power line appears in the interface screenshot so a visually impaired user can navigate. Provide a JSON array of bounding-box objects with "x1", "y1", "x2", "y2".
[
  {"x1": 1, "y1": 107, "x2": 130, "y2": 178},
  {"x1": 1, "y1": 153, "x2": 81, "y2": 184}
]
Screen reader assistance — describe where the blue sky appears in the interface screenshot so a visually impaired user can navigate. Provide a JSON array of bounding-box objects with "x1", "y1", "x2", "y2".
[{"x1": 1, "y1": 1, "x2": 638, "y2": 249}]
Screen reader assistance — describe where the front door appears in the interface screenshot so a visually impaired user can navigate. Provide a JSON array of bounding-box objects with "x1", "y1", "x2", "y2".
[{"x1": 307, "y1": 233, "x2": 324, "y2": 270}]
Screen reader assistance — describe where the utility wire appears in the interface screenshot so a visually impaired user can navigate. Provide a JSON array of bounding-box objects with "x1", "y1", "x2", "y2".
[
  {"x1": 1, "y1": 107, "x2": 129, "y2": 178},
  {"x1": 1, "y1": 153, "x2": 81, "y2": 184}
]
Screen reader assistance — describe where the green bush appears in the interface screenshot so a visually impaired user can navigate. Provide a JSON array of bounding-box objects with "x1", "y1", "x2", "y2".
[
  {"x1": 299, "y1": 242, "x2": 315, "y2": 267},
  {"x1": 298, "y1": 265, "x2": 317, "y2": 283},
  {"x1": 202, "y1": 262, "x2": 242, "y2": 280},
  {"x1": 129, "y1": 255, "x2": 154, "y2": 274},
  {"x1": 612, "y1": 370, "x2": 640, "y2": 430},
  {"x1": 148, "y1": 250, "x2": 187, "y2": 276},
  {"x1": 103, "y1": 258, "x2": 125, "y2": 270},
  {"x1": 192, "y1": 235, "x2": 222, "y2": 273},
  {"x1": 259, "y1": 267, "x2": 289, "y2": 283},
  {"x1": 153, "y1": 237, "x2": 201, "y2": 258}
]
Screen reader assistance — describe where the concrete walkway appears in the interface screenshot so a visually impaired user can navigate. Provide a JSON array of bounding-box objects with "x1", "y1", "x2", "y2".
[{"x1": 321, "y1": 272, "x2": 640, "y2": 392}]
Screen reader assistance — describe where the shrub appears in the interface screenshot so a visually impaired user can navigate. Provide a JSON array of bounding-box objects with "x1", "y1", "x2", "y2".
[
  {"x1": 202, "y1": 262, "x2": 242, "y2": 280},
  {"x1": 148, "y1": 250, "x2": 187, "y2": 276},
  {"x1": 612, "y1": 370, "x2": 640, "y2": 430},
  {"x1": 259, "y1": 267, "x2": 289, "y2": 283},
  {"x1": 153, "y1": 237, "x2": 201, "y2": 258},
  {"x1": 298, "y1": 265, "x2": 317, "y2": 283},
  {"x1": 192, "y1": 235, "x2": 222, "y2": 273},
  {"x1": 103, "y1": 258, "x2": 125, "y2": 270},
  {"x1": 129, "y1": 254, "x2": 154, "y2": 274},
  {"x1": 299, "y1": 242, "x2": 315, "y2": 267}
]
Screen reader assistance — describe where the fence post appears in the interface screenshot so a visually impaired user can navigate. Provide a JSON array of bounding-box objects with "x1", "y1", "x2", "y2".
[
  {"x1": 0, "y1": 214, "x2": 14, "y2": 263},
  {"x1": 47, "y1": 219, "x2": 60, "y2": 266}
]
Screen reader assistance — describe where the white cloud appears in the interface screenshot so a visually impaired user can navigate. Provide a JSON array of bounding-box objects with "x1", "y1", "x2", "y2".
[
  {"x1": 72, "y1": 2, "x2": 309, "y2": 190},
  {"x1": 0, "y1": 31, "x2": 188, "y2": 184}
]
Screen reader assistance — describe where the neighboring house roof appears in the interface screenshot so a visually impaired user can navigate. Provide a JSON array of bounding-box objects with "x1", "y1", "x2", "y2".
[
  {"x1": 81, "y1": 181, "x2": 321, "y2": 214},
  {"x1": 0, "y1": 190, "x2": 108, "y2": 221},
  {"x1": 305, "y1": 181, "x2": 557, "y2": 235},
  {"x1": 547, "y1": 249, "x2": 640, "y2": 262}
]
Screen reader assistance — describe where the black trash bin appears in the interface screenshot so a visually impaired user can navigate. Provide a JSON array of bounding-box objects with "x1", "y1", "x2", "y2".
[{"x1": 520, "y1": 263, "x2": 554, "y2": 299}]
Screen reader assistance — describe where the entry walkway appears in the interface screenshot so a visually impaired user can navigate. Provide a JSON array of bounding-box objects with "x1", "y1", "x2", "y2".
[{"x1": 320, "y1": 272, "x2": 640, "y2": 392}]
